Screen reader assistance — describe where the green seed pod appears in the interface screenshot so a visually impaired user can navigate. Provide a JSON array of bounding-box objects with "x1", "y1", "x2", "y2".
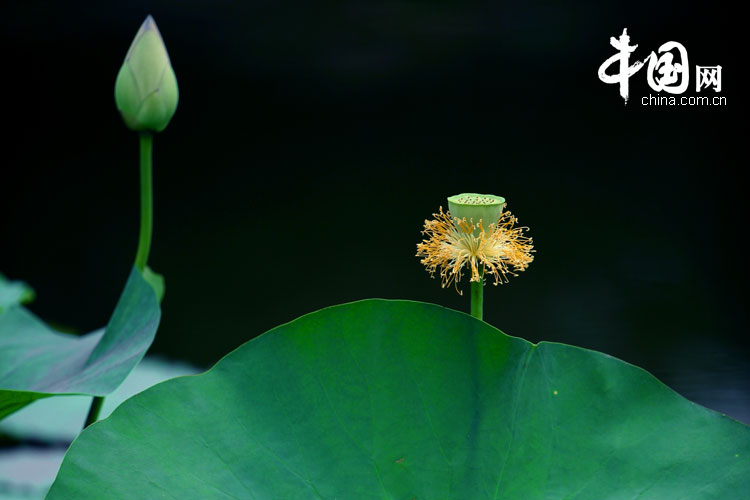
[
  {"x1": 115, "y1": 15, "x2": 179, "y2": 133},
  {"x1": 447, "y1": 193, "x2": 506, "y2": 235}
]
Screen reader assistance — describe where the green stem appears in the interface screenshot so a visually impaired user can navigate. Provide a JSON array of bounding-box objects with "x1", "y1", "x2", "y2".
[
  {"x1": 84, "y1": 134, "x2": 154, "y2": 430},
  {"x1": 84, "y1": 396, "x2": 104, "y2": 428},
  {"x1": 134, "y1": 132, "x2": 154, "y2": 273},
  {"x1": 470, "y1": 267, "x2": 484, "y2": 320}
]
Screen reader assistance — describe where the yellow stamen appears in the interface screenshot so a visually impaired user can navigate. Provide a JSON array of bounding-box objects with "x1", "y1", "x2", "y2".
[{"x1": 416, "y1": 207, "x2": 534, "y2": 294}]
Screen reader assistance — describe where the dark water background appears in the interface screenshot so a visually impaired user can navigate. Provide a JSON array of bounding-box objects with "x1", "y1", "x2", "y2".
[{"x1": 1, "y1": 1, "x2": 746, "y2": 424}]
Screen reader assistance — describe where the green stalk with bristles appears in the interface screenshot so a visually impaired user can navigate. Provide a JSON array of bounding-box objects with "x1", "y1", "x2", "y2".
[
  {"x1": 470, "y1": 268, "x2": 484, "y2": 320},
  {"x1": 134, "y1": 133, "x2": 153, "y2": 273}
]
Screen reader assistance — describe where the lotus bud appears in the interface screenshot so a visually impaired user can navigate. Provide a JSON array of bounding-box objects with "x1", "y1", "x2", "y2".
[{"x1": 115, "y1": 15, "x2": 179, "y2": 132}]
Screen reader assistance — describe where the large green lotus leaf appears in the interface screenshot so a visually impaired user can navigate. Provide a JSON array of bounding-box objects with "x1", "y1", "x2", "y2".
[
  {"x1": 47, "y1": 300, "x2": 748, "y2": 499},
  {"x1": 0, "y1": 356, "x2": 199, "y2": 500},
  {"x1": 0, "y1": 268, "x2": 160, "y2": 419}
]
